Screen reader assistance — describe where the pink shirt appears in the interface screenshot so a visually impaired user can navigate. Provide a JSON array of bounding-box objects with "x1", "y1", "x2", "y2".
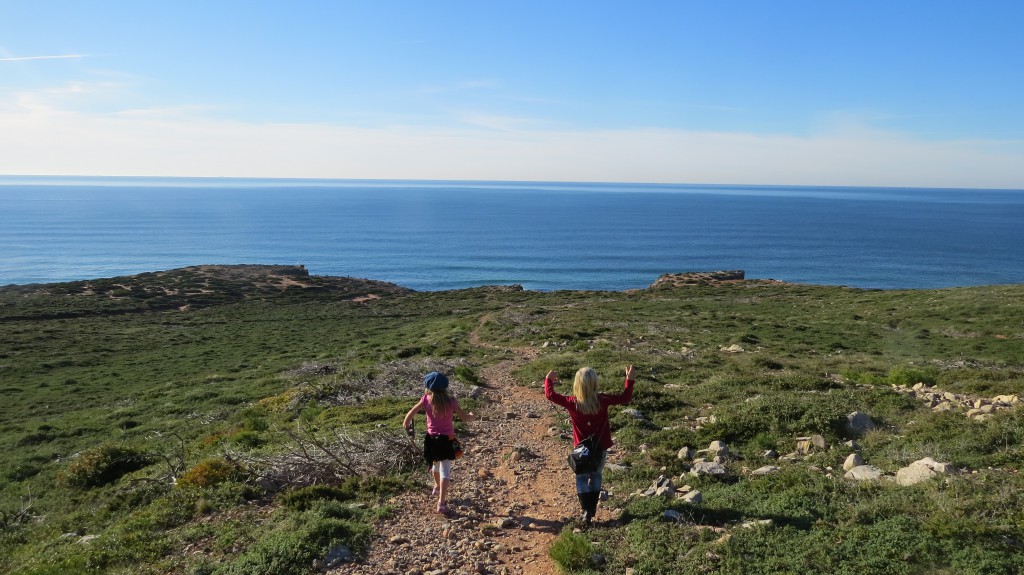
[{"x1": 423, "y1": 394, "x2": 460, "y2": 436}]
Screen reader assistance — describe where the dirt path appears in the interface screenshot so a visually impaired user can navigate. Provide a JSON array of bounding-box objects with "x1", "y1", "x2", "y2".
[{"x1": 334, "y1": 321, "x2": 590, "y2": 575}]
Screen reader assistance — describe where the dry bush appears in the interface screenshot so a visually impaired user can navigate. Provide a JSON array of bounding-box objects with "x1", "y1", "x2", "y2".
[{"x1": 232, "y1": 425, "x2": 419, "y2": 490}]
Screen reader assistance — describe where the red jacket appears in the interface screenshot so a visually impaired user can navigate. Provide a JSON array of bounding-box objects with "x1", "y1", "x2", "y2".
[{"x1": 544, "y1": 376, "x2": 634, "y2": 450}]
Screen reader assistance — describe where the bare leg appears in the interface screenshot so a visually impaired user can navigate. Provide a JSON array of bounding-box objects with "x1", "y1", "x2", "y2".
[
  {"x1": 436, "y1": 459, "x2": 452, "y2": 513},
  {"x1": 438, "y1": 478, "x2": 450, "y2": 509}
]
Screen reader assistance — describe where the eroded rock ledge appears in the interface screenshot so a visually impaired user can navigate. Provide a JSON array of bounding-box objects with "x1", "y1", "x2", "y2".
[{"x1": 649, "y1": 270, "x2": 747, "y2": 288}]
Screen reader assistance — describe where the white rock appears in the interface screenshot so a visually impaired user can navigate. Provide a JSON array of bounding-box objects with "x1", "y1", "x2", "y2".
[
  {"x1": 843, "y1": 453, "x2": 864, "y2": 471},
  {"x1": 750, "y1": 465, "x2": 780, "y2": 476},
  {"x1": 795, "y1": 435, "x2": 826, "y2": 454},
  {"x1": 844, "y1": 465, "x2": 883, "y2": 481},
  {"x1": 689, "y1": 461, "x2": 727, "y2": 477},
  {"x1": 655, "y1": 485, "x2": 675, "y2": 498},
  {"x1": 896, "y1": 457, "x2": 955, "y2": 486},
  {"x1": 846, "y1": 411, "x2": 876, "y2": 435},
  {"x1": 681, "y1": 490, "x2": 703, "y2": 504},
  {"x1": 708, "y1": 440, "x2": 729, "y2": 458}
]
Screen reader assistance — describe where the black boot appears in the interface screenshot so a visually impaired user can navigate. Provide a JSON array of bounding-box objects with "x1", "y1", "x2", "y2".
[
  {"x1": 577, "y1": 492, "x2": 599, "y2": 526},
  {"x1": 584, "y1": 491, "x2": 600, "y2": 525},
  {"x1": 577, "y1": 492, "x2": 592, "y2": 525}
]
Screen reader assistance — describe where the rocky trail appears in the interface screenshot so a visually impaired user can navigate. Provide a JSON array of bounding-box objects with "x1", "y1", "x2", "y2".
[{"x1": 334, "y1": 328, "x2": 616, "y2": 575}]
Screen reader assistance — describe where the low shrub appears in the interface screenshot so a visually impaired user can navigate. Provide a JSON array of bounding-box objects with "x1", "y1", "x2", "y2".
[
  {"x1": 549, "y1": 528, "x2": 595, "y2": 573},
  {"x1": 59, "y1": 445, "x2": 154, "y2": 489},
  {"x1": 280, "y1": 485, "x2": 355, "y2": 511},
  {"x1": 176, "y1": 458, "x2": 239, "y2": 489},
  {"x1": 220, "y1": 506, "x2": 370, "y2": 575},
  {"x1": 454, "y1": 364, "x2": 483, "y2": 386},
  {"x1": 887, "y1": 365, "x2": 938, "y2": 387}
]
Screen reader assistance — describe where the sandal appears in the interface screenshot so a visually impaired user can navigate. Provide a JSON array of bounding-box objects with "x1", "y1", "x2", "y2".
[{"x1": 436, "y1": 502, "x2": 449, "y2": 514}]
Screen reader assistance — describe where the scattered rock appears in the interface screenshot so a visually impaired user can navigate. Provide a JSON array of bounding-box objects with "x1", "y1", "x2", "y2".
[
  {"x1": 689, "y1": 461, "x2": 727, "y2": 478},
  {"x1": 662, "y1": 509, "x2": 684, "y2": 523},
  {"x1": 641, "y1": 475, "x2": 676, "y2": 497},
  {"x1": 708, "y1": 440, "x2": 729, "y2": 458},
  {"x1": 720, "y1": 344, "x2": 745, "y2": 353},
  {"x1": 796, "y1": 435, "x2": 827, "y2": 454},
  {"x1": 750, "y1": 465, "x2": 780, "y2": 476},
  {"x1": 323, "y1": 544, "x2": 357, "y2": 568},
  {"x1": 843, "y1": 453, "x2": 864, "y2": 471},
  {"x1": 741, "y1": 519, "x2": 774, "y2": 529},
  {"x1": 845, "y1": 465, "x2": 883, "y2": 481},
  {"x1": 677, "y1": 446, "x2": 694, "y2": 461},
  {"x1": 622, "y1": 408, "x2": 649, "y2": 422},
  {"x1": 846, "y1": 411, "x2": 876, "y2": 436},
  {"x1": 762, "y1": 449, "x2": 778, "y2": 459},
  {"x1": 896, "y1": 457, "x2": 955, "y2": 486},
  {"x1": 681, "y1": 490, "x2": 703, "y2": 504}
]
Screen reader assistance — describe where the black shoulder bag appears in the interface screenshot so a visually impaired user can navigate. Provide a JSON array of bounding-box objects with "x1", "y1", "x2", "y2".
[{"x1": 567, "y1": 418, "x2": 607, "y2": 474}]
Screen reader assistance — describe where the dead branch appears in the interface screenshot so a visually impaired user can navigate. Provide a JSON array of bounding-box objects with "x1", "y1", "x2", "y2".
[{"x1": 230, "y1": 425, "x2": 419, "y2": 490}]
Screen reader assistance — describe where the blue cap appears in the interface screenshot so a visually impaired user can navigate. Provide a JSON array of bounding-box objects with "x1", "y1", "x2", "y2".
[{"x1": 423, "y1": 371, "x2": 449, "y2": 391}]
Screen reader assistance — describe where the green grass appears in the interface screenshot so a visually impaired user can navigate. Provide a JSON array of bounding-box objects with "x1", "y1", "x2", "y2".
[{"x1": 2, "y1": 267, "x2": 1024, "y2": 574}]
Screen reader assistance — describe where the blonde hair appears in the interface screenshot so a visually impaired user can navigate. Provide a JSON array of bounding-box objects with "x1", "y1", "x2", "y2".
[
  {"x1": 427, "y1": 388, "x2": 454, "y2": 416},
  {"x1": 573, "y1": 367, "x2": 601, "y2": 415}
]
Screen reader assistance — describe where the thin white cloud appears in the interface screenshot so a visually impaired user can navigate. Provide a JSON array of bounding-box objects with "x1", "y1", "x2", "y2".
[
  {"x1": 453, "y1": 111, "x2": 554, "y2": 131},
  {"x1": 0, "y1": 54, "x2": 87, "y2": 62},
  {"x1": 0, "y1": 88, "x2": 1022, "y2": 189},
  {"x1": 418, "y1": 79, "x2": 501, "y2": 94}
]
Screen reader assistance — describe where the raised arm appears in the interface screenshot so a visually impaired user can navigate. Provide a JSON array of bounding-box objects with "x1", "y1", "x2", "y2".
[
  {"x1": 604, "y1": 365, "x2": 636, "y2": 406},
  {"x1": 544, "y1": 370, "x2": 573, "y2": 409}
]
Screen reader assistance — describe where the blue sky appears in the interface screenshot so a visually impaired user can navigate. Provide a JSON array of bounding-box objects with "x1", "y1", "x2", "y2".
[{"x1": 2, "y1": 1, "x2": 1023, "y2": 187}]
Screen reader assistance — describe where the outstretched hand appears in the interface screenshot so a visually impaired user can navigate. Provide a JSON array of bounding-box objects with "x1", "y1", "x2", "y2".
[
  {"x1": 625, "y1": 365, "x2": 637, "y2": 380},
  {"x1": 545, "y1": 370, "x2": 559, "y2": 383}
]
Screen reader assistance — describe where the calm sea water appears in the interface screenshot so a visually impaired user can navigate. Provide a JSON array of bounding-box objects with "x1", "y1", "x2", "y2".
[{"x1": 1, "y1": 177, "x2": 1023, "y2": 291}]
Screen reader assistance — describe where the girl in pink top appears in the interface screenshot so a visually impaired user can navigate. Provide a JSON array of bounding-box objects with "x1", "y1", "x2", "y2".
[{"x1": 404, "y1": 371, "x2": 475, "y2": 514}]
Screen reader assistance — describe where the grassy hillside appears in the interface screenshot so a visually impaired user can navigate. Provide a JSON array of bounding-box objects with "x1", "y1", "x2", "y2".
[{"x1": 1, "y1": 266, "x2": 1022, "y2": 574}]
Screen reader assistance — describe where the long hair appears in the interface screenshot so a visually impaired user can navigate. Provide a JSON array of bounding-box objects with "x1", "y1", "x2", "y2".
[
  {"x1": 573, "y1": 367, "x2": 601, "y2": 415},
  {"x1": 427, "y1": 387, "x2": 454, "y2": 417}
]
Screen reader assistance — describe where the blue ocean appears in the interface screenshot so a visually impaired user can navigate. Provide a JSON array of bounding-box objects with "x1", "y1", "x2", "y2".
[{"x1": 1, "y1": 176, "x2": 1023, "y2": 291}]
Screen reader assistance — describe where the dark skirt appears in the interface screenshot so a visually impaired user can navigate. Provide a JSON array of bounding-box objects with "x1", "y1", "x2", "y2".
[{"x1": 423, "y1": 434, "x2": 456, "y2": 465}]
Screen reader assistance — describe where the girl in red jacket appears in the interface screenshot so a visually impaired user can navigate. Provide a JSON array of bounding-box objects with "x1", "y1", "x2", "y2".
[{"x1": 545, "y1": 365, "x2": 636, "y2": 525}]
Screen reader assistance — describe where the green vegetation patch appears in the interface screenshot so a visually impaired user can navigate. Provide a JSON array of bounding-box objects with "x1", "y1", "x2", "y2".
[{"x1": 3, "y1": 269, "x2": 1024, "y2": 574}]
